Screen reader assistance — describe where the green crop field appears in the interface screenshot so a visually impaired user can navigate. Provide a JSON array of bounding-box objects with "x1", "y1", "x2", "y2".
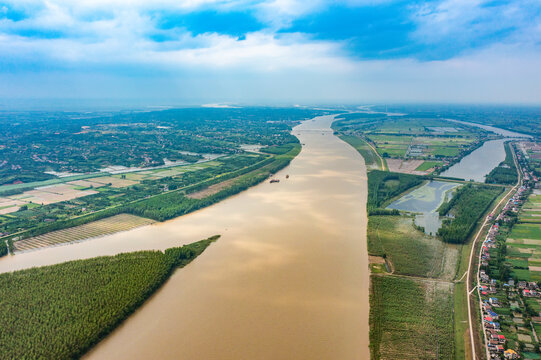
[
  {"x1": 368, "y1": 215, "x2": 457, "y2": 279},
  {"x1": 366, "y1": 166, "x2": 470, "y2": 359},
  {"x1": 427, "y1": 145, "x2": 462, "y2": 157},
  {"x1": 415, "y1": 161, "x2": 442, "y2": 172},
  {"x1": 510, "y1": 223, "x2": 541, "y2": 240},
  {"x1": 332, "y1": 115, "x2": 484, "y2": 175},
  {"x1": 370, "y1": 275, "x2": 455, "y2": 360}
]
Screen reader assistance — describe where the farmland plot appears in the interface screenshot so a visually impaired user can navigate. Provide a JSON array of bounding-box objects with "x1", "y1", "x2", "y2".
[
  {"x1": 13, "y1": 214, "x2": 155, "y2": 252},
  {"x1": 370, "y1": 275, "x2": 455, "y2": 360}
]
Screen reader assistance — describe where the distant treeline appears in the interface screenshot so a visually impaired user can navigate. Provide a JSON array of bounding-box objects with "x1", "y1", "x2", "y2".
[
  {"x1": 0, "y1": 236, "x2": 218, "y2": 359},
  {"x1": 437, "y1": 184, "x2": 502, "y2": 243},
  {"x1": 485, "y1": 142, "x2": 518, "y2": 185}
]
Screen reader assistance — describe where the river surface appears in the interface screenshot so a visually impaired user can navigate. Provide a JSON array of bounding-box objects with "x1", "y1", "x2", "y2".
[
  {"x1": 446, "y1": 119, "x2": 532, "y2": 138},
  {"x1": 0, "y1": 115, "x2": 370, "y2": 359},
  {"x1": 440, "y1": 139, "x2": 508, "y2": 182}
]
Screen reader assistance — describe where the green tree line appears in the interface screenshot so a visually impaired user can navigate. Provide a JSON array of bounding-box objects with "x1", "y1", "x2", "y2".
[
  {"x1": 485, "y1": 142, "x2": 518, "y2": 185},
  {"x1": 367, "y1": 170, "x2": 425, "y2": 211},
  {"x1": 437, "y1": 184, "x2": 502, "y2": 243}
]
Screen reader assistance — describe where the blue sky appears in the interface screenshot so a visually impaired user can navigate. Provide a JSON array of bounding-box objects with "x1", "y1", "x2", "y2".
[{"x1": 0, "y1": 0, "x2": 540, "y2": 106}]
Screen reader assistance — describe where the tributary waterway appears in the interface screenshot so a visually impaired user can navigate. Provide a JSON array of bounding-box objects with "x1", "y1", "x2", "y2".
[{"x1": 441, "y1": 120, "x2": 531, "y2": 182}]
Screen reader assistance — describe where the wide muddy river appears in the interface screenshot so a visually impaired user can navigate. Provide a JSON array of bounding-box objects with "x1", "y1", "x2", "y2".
[{"x1": 1, "y1": 115, "x2": 370, "y2": 359}]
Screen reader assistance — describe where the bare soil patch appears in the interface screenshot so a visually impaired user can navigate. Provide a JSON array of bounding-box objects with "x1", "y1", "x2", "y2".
[{"x1": 187, "y1": 178, "x2": 237, "y2": 199}]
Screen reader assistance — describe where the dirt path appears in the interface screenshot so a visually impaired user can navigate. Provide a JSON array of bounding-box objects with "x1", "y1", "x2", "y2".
[{"x1": 365, "y1": 140, "x2": 386, "y2": 171}]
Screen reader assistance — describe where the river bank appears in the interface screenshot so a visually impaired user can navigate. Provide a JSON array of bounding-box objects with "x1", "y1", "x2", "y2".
[{"x1": 0, "y1": 115, "x2": 371, "y2": 359}]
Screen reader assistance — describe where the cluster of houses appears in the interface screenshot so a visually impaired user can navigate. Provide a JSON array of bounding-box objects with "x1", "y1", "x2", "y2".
[
  {"x1": 479, "y1": 234, "x2": 510, "y2": 359},
  {"x1": 481, "y1": 292, "x2": 507, "y2": 357},
  {"x1": 480, "y1": 223, "x2": 500, "y2": 270},
  {"x1": 490, "y1": 185, "x2": 528, "y2": 224},
  {"x1": 479, "y1": 183, "x2": 534, "y2": 359},
  {"x1": 516, "y1": 144, "x2": 539, "y2": 184},
  {"x1": 482, "y1": 298, "x2": 520, "y2": 358},
  {"x1": 518, "y1": 281, "x2": 540, "y2": 297}
]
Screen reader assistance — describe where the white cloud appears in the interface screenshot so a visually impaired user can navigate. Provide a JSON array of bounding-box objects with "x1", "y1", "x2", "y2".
[
  {"x1": 0, "y1": 0, "x2": 540, "y2": 104},
  {"x1": 411, "y1": 0, "x2": 541, "y2": 47}
]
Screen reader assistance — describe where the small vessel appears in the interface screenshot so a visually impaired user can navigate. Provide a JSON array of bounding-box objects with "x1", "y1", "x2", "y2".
[
  {"x1": 286, "y1": 175, "x2": 289, "y2": 179},
  {"x1": 270, "y1": 179, "x2": 280, "y2": 183}
]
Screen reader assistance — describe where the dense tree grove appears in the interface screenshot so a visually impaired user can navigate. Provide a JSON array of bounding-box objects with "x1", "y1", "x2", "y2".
[
  {"x1": 127, "y1": 148, "x2": 299, "y2": 221},
  {"x1": 0, "y1": 107, "x2": 319, "y2": 185},
  {"x1": 0, "y1": 236, "x2": 218, "y2": 359},
  {"x1": 367, "y1": 170, "x2": 425, "y2": 211},
  {"x1": 437, "y1": 184, "x2": 502, "y2": 243},
  {"x1": 485, "y1": 142, "x2": 518, "y2": 185}
]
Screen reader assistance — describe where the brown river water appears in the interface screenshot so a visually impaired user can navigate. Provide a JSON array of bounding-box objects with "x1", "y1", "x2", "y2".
[{"x1": 1, "y1": 115, "x2": 370, "y2": 359}]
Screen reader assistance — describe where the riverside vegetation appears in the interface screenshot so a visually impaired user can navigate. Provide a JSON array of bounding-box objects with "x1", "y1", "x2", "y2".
[
  {"x1": 0, "y1": 107, "x2": 318, "y2": 255},
  {"x1": 366, "y1": 170, "x2": 459, "y2": 359},
  {"x1": 437, "y1": 184, "x2": 503, "y2": 243},
  {"x1": 0, "y1": 235, "x2": 219, "y2": 359},
  {"x1": 365, "y1": 169, "x2": 504, "y2": 359},
  {"x1": 485, "y1": 142, "x2": 518, "y2": 185}
]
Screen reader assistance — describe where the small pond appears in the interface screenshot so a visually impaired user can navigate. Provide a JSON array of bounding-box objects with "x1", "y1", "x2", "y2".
[{"x1": 387, "y1": 180, "x2": 460, "y2": 235}]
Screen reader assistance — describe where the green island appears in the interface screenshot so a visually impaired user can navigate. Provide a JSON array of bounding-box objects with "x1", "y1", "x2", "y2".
[
  {"x1": 437, "y1": 184, "x2": 503, "y2": 244},
  {"x1": 0, "y1": 235, "x2": 218, "y2": 359}
]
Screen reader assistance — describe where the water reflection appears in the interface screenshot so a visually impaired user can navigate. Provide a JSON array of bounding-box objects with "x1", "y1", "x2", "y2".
[
  {"x1": 387, "y1": 180, "x2": 459, "y2": 235},
  {"x1": 440, "y1": 139, "x2": 507, "y2": 182},
  {"x1": 0, "y1": 115, "x2": 370, "y2": 360}
]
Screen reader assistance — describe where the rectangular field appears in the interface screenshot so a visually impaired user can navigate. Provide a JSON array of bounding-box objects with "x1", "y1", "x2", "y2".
[
  {"x1": 415, "y1": 161, "x2": 442, "y2": 172},
  {"x1": 13, "y1": 214, "x2": 155, "y2": 252},
  {"x1": 510, "y1": 223, "x2": 541, "y2": 240},
  {"x1": 370, "y1": 275, "x2": 455, "y2": 360},
  {"x1": 90, "y1": 176, "x2": 139, "y2": 188},
  {"x1": 368, "y1": 215, "x2": 458, "y2": 279}
]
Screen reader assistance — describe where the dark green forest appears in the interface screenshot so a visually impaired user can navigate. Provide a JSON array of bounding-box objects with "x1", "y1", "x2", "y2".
[
  {"x1": 367, "y1": 170, "x2": 425, "y2": 211},
  {"x1": 485, "y1": 142, "x2": 518, "y2": 185},
  {"x1": 0, "y1": 236, "x2": 218, "y2": 359},
  {"x1": 437, "y1": 184, "x2": 502, "y2": 243}
]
